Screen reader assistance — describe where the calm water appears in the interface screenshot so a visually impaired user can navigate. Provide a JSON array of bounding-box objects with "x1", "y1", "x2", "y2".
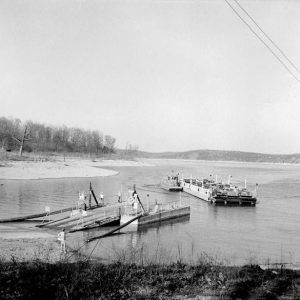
[{"x1": 1, "y1": 159, "x2": 300, "y2": 265}]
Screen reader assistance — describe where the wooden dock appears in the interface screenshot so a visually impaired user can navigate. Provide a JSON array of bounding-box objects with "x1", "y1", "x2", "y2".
[
  {"x1": 37, "y1": 203, "x2": 124, "y2": 231},
  {"x1": 0, "y1": 182, "x2": 124, "y2": 232},
  {"x1": 69, "y1": 215, "x2": 120, "y2": 233}
]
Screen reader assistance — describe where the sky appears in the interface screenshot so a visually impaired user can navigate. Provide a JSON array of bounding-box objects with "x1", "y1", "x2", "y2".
[{"x1": 1, "y1": 0, "x2": 300, "y2": 154}]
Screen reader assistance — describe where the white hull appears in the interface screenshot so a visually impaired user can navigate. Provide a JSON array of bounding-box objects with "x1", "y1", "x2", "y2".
[
  {"x1": 181, "y1": 179, "x2": 257, "y2": 206},
  {"x1": 181, "y1": 182, "x2": 211, "y2": 202}
]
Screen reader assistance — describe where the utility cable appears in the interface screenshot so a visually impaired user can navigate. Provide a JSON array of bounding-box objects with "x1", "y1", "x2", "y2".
[
  {"x1": 234, "y1": 0, "x2": 300, "y2": 74},
  {"x1": 88, "y1": 239, "x2": 102, "y2": 259},
  {"x1": 65, "y1": 239, "x2": 88, "y2": 261},
  {"x1": 224, "y1": 0, "x2": 300, "y2": 85},
  {"x1": 65, "y1": 233, "x2": 103, "y2": 261}
]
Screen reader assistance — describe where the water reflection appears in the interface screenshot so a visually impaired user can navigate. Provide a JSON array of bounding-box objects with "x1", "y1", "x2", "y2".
[{"x1": 138, "y1": 215, "x2": 190, "y2": 235}]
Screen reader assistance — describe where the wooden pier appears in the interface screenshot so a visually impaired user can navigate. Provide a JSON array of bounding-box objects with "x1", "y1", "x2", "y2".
[{"x1": 36, "y1": 203, "x2": 123, "y2": 231}]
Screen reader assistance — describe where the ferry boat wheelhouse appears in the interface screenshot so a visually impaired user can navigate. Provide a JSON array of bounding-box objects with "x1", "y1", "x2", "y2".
[{"x1": 161, "y1": 173, "x2": 183, "y2": 192}]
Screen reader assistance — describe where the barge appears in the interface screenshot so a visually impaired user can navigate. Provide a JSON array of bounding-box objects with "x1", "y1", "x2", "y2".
[{"x1": 181, "y1": 177, "x2": 257, "y2": 206}]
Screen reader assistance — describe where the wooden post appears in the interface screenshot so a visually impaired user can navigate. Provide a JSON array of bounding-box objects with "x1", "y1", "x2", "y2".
[
  {"x1": 228, "y1": 175, "x2": 231, "y2": 184},
  {"x1": 147, "y1": 194, "x2": 149, "y2": 212},
  {"x1": 89, "y1": 182, "x2": 92, "y2": 208}
]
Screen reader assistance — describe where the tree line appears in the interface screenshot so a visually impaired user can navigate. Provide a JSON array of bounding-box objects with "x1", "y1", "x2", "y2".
[{"x1": 0, "y1": 116, "x2": 116, "y2": 155}]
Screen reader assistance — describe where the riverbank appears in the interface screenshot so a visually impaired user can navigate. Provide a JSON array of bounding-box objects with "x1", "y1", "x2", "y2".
[
  {"x1": 0, "y1": 257, "x2": 299, "y2": 299},
  {"x1": 0, "y1": 222, "x2": 64, "y2": 262},
  {"x1": 0, "y1": 154, "x2": 150, "y2": 180},
  {"x1": 1, "y1": 227, "x2": 299, "y2": 299},
  {"x1": 1, "y1": 222, "x2": 299, "y2": 299}
]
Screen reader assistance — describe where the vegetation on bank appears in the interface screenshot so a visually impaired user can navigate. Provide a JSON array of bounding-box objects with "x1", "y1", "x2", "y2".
[
  {"x1": 0, "y1": 257, "x2": 299, "y2": 299},
  {"x1": 0, "y1": 117, "x2": 116, "y2": 156},
  {"x1": 1, "y1": 115, "x2": 300, "y2": 163}
]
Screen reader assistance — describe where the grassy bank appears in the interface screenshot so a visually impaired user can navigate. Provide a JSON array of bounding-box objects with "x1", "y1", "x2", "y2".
[{"x1": 0, "y1": 257, "x2": 299, "y2": 299}]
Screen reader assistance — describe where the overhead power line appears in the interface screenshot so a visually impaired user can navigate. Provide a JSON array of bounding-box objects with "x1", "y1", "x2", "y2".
[
  {"x1": 234, "y1": 0, "x2": 300, "y2": 75},
  {"x1": 224, "y1": 0, "x2": 300, "y2": 85}
]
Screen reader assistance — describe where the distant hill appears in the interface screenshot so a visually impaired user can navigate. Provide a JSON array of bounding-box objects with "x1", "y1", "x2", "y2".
[{"x1": 118, "y1": 149, "x2": 300, "y2": 164}]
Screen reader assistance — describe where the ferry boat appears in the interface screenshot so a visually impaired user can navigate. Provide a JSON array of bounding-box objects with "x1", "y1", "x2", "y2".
[
  {"x1": 181, "y1": 176, "x2": 257, "y2": 206},
  {"x1": 161, "y1": 173, "x2": 183, "y2": 192}
]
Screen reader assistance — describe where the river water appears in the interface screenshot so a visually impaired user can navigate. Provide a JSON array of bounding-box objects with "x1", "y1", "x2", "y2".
[{"x1": 1, "y1": 159, "x2": 300, "y2": 266}]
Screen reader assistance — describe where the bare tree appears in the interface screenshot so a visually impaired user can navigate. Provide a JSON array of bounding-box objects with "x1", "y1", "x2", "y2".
[
  {"x1": 104, "y1": 135, "x2": 116, "y2": 153},
  {"x1": 12, "y1": 124, "x2": 31, "y2": 156}
]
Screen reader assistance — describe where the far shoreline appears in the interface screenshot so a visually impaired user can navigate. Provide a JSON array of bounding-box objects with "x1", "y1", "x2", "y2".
[
  {"x1": 147, "y1": 157, "x2": 300, "y2": 166},
  {"x1": 1, "y1": 154, "x2": 299, "y2": 181}
]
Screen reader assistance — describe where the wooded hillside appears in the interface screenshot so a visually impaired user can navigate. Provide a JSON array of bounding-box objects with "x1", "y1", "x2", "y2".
[
  {"x1": 0, "y1": 117, "x2": 116, "y2": 155},
  {"x1": 122, "y1": 149, "x2": 300, "y2": 164}
]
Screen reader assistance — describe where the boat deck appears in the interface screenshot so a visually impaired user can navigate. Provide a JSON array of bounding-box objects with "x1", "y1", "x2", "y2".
[{"x1": 181, "y1": 177, "x2": 257, "y2": 206}]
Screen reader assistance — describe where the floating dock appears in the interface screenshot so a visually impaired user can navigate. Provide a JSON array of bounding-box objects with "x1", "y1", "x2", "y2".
[
  {"x1": 86, "y1": 189, "x2": 191, "y2": 243},
  {"x1": 0, "y1": 182, "x2": 191, "y2": 243},
  {"x1": 87, "y1": 203, "x2": 190, "y2": 243},
  {"x1": 120, "y1": 203, "x2": 190, "y2": 226}
]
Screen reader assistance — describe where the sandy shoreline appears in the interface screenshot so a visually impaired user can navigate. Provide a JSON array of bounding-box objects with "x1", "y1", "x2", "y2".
[
  {"x1": 0, "y1": 238, "x2": 64, "y2": 262},
  {"x1": 0, "y1": 222, "x2": 63, "y2": 262},
  {"x1": 0, "y1": 157, "x2": 151, "y2": 180}
]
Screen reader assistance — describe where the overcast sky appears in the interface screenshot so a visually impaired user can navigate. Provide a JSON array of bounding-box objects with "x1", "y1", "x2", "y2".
[{"x1": 1, "y1": 0, "x2": 300, "y2": 154}]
